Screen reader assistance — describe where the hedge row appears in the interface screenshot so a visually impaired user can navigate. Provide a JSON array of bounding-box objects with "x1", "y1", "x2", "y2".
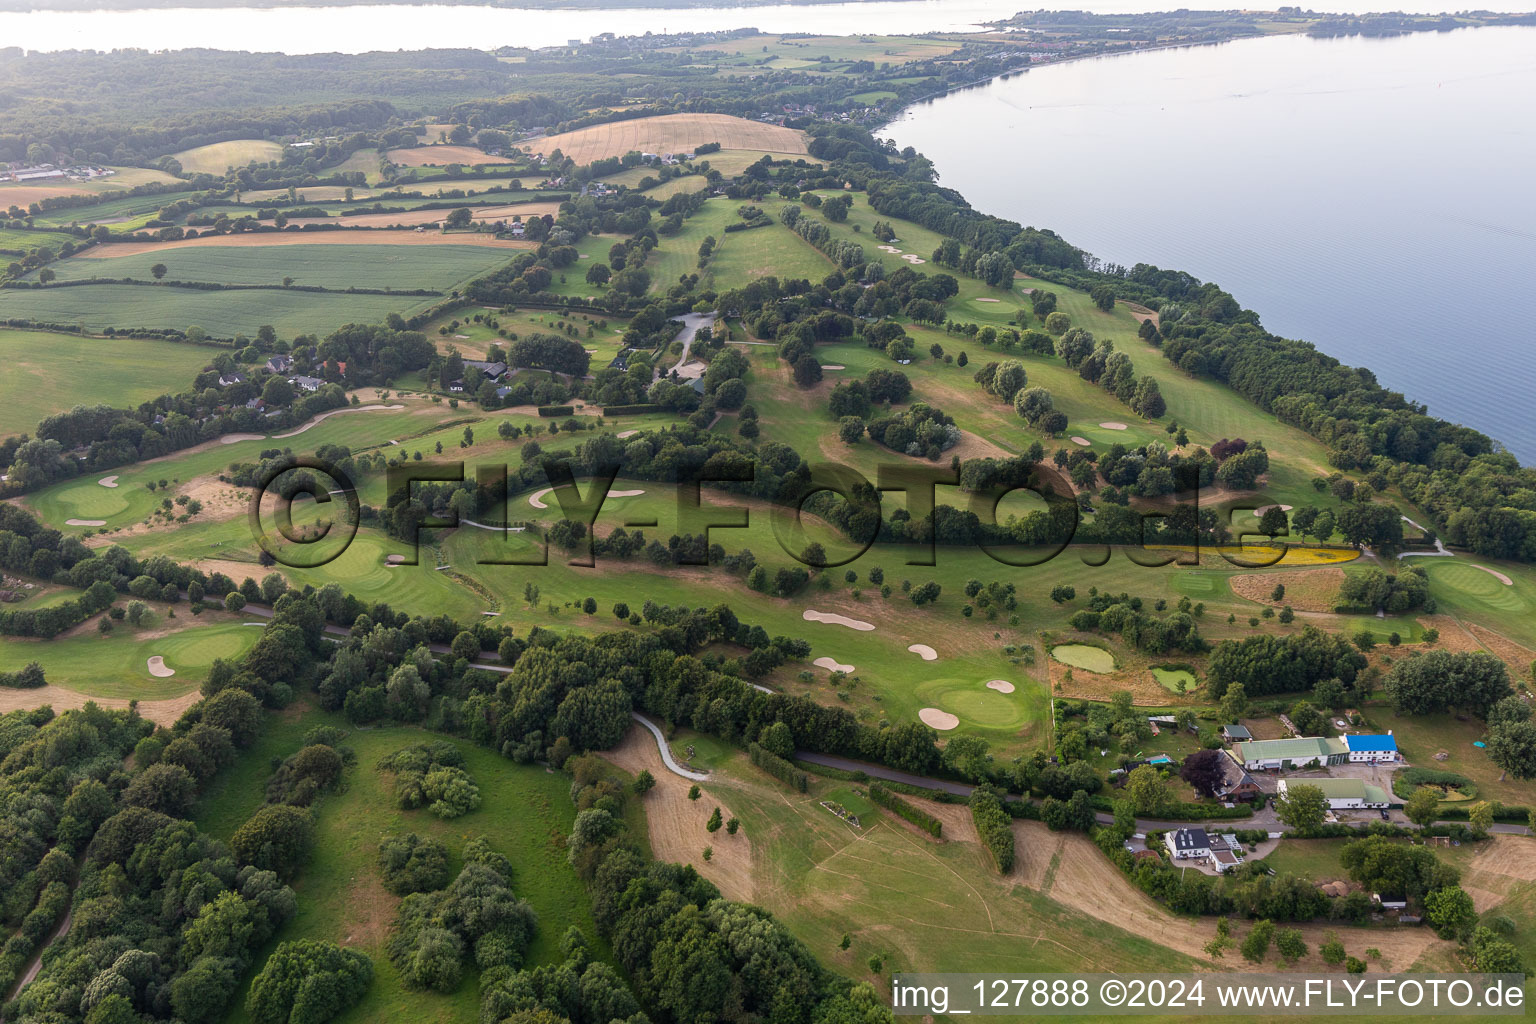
[
  {"x1": 793, "y1": 759, "x2": 867, "y2": 783},
  {"x1": 537, "y1": 405, "x2": 575, "y2": 417},
  {"x1": 969, "y1": 788, "x2": 1014, "y2": 873},
  {"x1": 0, "y1": 662, "x2": 45, "y2": 688},
  {"x1": 601, "y1": 404, "x2": 664, "y2": 416},
  {"x1": 722, "y1": 219, "x2": 771, "y2": 233},
  {"x1": 749, "y1": 742, "x2": 808, "y2": 792},
  {"x1": 5, "y1": 277, "x2": 439, "y2": 298},
  {"x1": 868, "y1": 782, "x2": 942, "y2": 838}
]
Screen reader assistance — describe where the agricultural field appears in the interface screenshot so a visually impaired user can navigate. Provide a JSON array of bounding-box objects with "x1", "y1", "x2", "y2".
[
  {"x1": 525, "y1": 113, "x2": 808, "y2": 164},
  {"x1": 0, "y1": 166, "x2": 181, "y2": 209},
  {"x1": 172, "y1": 139, "x2": 286, "y2": 174},
  {"x1": 668, "y1": 32, "x2": 964, "y2": 65},
  {"x1": 55, "y1": 242, "x2": 519, "y2": 292},
  {"x1": 0, "y1": 328, "x2": 216, "y2": 438},
  {"x1": 0, "y1": 228, "x2": 77, "y2": 257}
]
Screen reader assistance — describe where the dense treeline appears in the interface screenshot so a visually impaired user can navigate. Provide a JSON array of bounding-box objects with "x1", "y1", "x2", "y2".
[
  {"x1": 968, "y1": 786, "x2": 1015, "y2": 873},
  {"x1": 868, "y1": 781, "x2": 941, "y2": 838},
  {"x1": 1205, "y1": 626, "x2": 1368, "y2": 700}
]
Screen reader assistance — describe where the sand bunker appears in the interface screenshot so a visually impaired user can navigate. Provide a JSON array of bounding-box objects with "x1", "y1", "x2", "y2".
[
  {"x1": 813, "y1": 656, "x2": 855, "y2": 673},
  {"x1": 146, "y1": 656, "x2": 175, "y2": 678},
  {"x1": 221, "y1": 433, "x2": 264, "y2": 444},
  {"x1": 385, "y1": 554, "x2": 406, "y2": 565},
  {"x1": 66, "y1": 519, "x2": 106, "y2": 527},
  {"x1": 901, "y1": 254, "x2": 926, "y2": 264},
  {"x1": 98, "y1": 475, "x2": 119, "y2": 487},
  {"x1": 1254, "y1": 504, "x2": 1294, "y2": 516},
  {"x1": 1471, "y1": 563, "x2": 1515, "y2": 586},
  {"x1": 986, "y1": 679, "x2": 1016, "y2": 694},
  {"x1": 616, "y1": 430, "x2": 639, "y2": 438},
  {"x1": 529, "y1": 486, "x2": 644, "y2": 509},
  {"x1": 907, "y1": 644, "x2": 937, "y2": 661},
  {"x1": 918, "y1": 708, "x2": 959, "y2": 730},
  {"x1": 803, "y1": 609, "x2": 876, "y2": 631},
  {"x1": 1071, "y1": 436, "x2": 1092, "y2": 446},
  {"x1": 1098, "y1": 422, "x2": 1128, "y2": 430},
  {"x1": 821, "y1": 364, "x2": 846, "y2": 370},
  {"x1": 975, "y1": 297, "x2": 1001, "y2": 302},
  {"x1": 877, "y1": 244, "x2": 902, "y2": 253}
]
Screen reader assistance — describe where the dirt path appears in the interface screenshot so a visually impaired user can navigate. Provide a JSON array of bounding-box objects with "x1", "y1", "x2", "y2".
[{"x1": 600, "y1": 724, "x2": 752, "y2": 900}]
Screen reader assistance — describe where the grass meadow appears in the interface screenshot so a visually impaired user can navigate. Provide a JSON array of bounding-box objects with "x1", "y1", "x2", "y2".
[
  {"x1": 172, "y1": 140, "x2": 286, "y2": 175},
  {"x1": 194, "y1": 710, "x2": 612, "y2": 1024},
  {"x1": 0, "y1": 328, "x2": 216, "y2": 437}
]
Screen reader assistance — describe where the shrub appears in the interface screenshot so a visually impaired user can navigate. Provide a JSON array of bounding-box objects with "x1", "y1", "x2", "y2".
[
  {"x1": 246, "y1": 939, "x2": 373, "y2": 1024},
  {"x1": 868, "y1": 782, "x2": 942, "y2": 838},
  {"x1": 969, "y1": 787, "x2": 1014, "y2": 873},
  {"x1": 749, "y1": 742, "x2": 808, "y2": 792},
  {"x1": 378, "y1": 834, "x2": 451, "y2": 895}
]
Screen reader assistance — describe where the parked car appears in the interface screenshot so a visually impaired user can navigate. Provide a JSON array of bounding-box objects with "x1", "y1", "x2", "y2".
[{"x1": 1380, "y1": 809, "x2": 1390, "y2": 820}]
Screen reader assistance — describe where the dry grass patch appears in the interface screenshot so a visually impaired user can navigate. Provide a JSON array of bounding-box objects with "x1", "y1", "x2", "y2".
[
  {"x1": 286, "y1": 202, "x2": 562, "y2": 229},
  {"x1": 1229, "y1": 566, "x2": 1345, "y2": 612},
  {"x1": 525, "y1": 113, "x2": 808, "y2": 165},
  {"x1": 0, "y1": 685, "x2": 200, "y2": 727},
  {"x1": 1465, "y1": 622, "x2": 1536, "y2": 674}
]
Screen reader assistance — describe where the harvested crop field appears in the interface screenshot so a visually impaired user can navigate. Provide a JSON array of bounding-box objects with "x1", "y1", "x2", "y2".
[
  {"x1": 172, "y1": 139, "x2": 285, "y2": 175},
  {"x1": 80, "y1": 230, "x2": 536, "y2": 256},
  {"x1": 1229, "y1": 566, "x2": 1345, "y2": 611},
  {"x1": 525, "y1": 113, "x2": 808, "y2": 165},
  {"x1": 286, "y1": 202, "x2": 562, "y2": 229},
  {"x1": 386, "y1": 145, "x2": 516, "y2": 166}
]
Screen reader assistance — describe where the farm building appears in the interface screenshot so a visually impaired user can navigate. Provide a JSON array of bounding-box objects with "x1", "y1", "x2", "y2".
[
  {"x1": 1278, "y1": 778, "x2": 1390, "y2": 810},
  {"x1": 1221, "y1": 724, "x2": 1251, "y2": 742},
  {"x1": 1344, "y1": 734, "x2": 1399, "y2": 763},
  {"x1": 1166, "y1": 828, "x2": 1211, "y2": 860},
  {"x1": 1231, "y1": 736, "x2": 1348, "y2": 771}
]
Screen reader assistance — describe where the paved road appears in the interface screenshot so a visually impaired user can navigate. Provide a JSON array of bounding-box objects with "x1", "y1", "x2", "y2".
[
  {"x1": 658, "y1": 311, "x2": 716, "y2": 379},
  {"x1": 633, "y1": 712, "x2": 708, "y2": 781},
  {"x1": 1399, "y1": 515, "x2": 1452, "y2": 557}
]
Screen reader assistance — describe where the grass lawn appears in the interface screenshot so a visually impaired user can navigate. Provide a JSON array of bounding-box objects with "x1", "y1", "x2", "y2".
[
  {"x1": 195, "y1": 710, "x2": 607, "y2": 1024},
  {"x1": 1370, "y1": 707, "x2": 1533, "y2": 807},
  {"x1": 0, "y1": 616, "x2": 257, "y2": 698},
  {"x1": 0, "y1": 328, "x2": 217, "y2": 438},
  {"x1": 0, "y1": 228, "x2": 77, "y2": 256},
  {"x1": 1259, "y1": 837, "x2": 1355, "y2": 880},
  {"x1": 1051, "y1": 643, "x2": 1117, "y2": 673}
]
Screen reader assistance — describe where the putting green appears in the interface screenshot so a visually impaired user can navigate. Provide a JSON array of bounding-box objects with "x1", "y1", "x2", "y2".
[
  {"x1": 1151, "y1": 667, "x2": 1197, "y2": 692},
  {"x1": 1050, "y1": 644, "x2": 1116, "y2": 674},
  {"x1": 914, "y1": 677, "x2": 1030, "y2": 729},
  {"x1": 156, "y1": 627, "x2": 256, "y2": 670},
  {"x1": 1170, "y1": 572, "x2": 1220, "y2": 597},
  {"x1": 1427, "y1": 561, "x2": 1526, "y2": 613}
]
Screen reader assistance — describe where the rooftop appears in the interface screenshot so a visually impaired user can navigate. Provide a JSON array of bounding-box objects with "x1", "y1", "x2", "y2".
[
  {"x1": 1170, "y1": 827, "x2": 1210, "y2": 851},
  {"x1": 1222, "y1": 724, "x2": 1252, "y2": 740},
  {"x1": 1284, "y1": 778, "x2": 1390, "y2": 803},
  {"x1": 1345, "y1": 734, "x2": 1397, "y2": 752},
  {"x1": 1234, "y1": 736, "x2": 1347, "y2": 761}
]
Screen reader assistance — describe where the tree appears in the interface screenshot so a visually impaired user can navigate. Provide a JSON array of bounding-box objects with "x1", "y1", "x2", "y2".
[
  {"x1": 793, "y1": 354, "x2": 824, "y2": 388},
  {"x1": 726, "y1": 817, "x2": 739, "y2": 834},
  {"x1": 585, "y1": 262, "x2": 610, "y2": 286},
  {"x1": 232, "y1": 804, "x2": 316, "y2": 880},
  {"x1": 151, "y1": 262, "x2": 168, "y2": 280},
  {"x1": 1425, "y1": 886, "x2": 1476, "y2": 934},
  {"x1": 1049, "y1": 584, "x2": 1076, "y2": 604},
  {"x1": 1488, "y1": 720, "x2": 1536, "y2": 779},
  {"x1": 1044, "y1": 311, "x2": 1070, "y2": 336},
  {"x1": 1404, "y1": 786, "x2": 1442, "y2": 826},
  {"x1": 1320, "y1": 937, "x2": 1346, "y2": 965},
  {"x1": 632, "y1": 769, "x2": 655, "y2": 795},
  {"x1": 1241, "y1": 920, "x2": 1275, "y2": 963},
  {"x1": 1179, "y1": 749, "x2": 1228, "y2": 798},
  {"x1": 688, "y1": 784, "x2": 700, "y2": 800},
  {"x1": 1275, "y1": 928, "x2": 1307, "y2": 963},
  {"x1": 122, "y1": 762, "x2": 196, "y2": 815},
  {"x1": 247, "y1": 939, "x2": 373, "y2": 1024},
  {"x1": 1468, "y1": 800, "x2": 1495, "y2": 838},
  {"x1": 1219, "y1": 682, "x2": 1248, "y2": 725},
  {"x1": 706, "y1": 807, "x2": 722, "y2": 832},
  {"x1": 838, "y1": 415, "x2": 866, "y2": 444},
  {"x1": 1276, "y1": 783, "x2": 1327, "y2": 833},
  {"x1": 1125, "y1": 764, "x2": 1167, "y2": 814}
]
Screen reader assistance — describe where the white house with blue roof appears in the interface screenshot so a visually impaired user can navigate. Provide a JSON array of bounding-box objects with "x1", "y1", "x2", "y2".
[{"x1": 1344, "y1": 734, "x2": 1398, "y2": 763}]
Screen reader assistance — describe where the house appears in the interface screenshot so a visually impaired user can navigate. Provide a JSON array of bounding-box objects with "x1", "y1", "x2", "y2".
[
  {"x1": 1215, "y1": 755, "x2": 1263, "y2": 803},
  {"x1": 1166, "y1": 827, "x2": 1211, "y2": 860},
  {"x1": 1278, "y1": 778, "x2": 1390, "y2": 810},
  {"x1": 1211, "y1": 849, "x2": 1241, "y2": 873},
  {"x1": 463, "y1": 360, "x2": 508, "y2": 380},
  {"x1": 243, "y1": 397, "x2": 265, "y2": 411},
  {"x1": 217, "y1": 372, "x2": 246, "y2": 387},
  {"x1": 448, "y1": 379, "x2": 465, "y2": 393},
  {"x1": 1221, "y1": 724, "x2": 1252, "y2": 743},
  {"x1": 1345, "y1": 734, "x2": 1399, "y2": 763},
  {"x1": 1373, "y1": 894, "x2": 1409, "y2": 910},
  {"x1": 1231, "y1": 736, "x2": 1349, "y2": 771},
  {"x1": 689, "y1": 377, "x2": 707, "y2": 395},
  {"x1": 289, "y1": 375, "x2": 324, "y2": 392},
  {"x1": 265, "y1": 354, "x2": 293, "y2": 374}
]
